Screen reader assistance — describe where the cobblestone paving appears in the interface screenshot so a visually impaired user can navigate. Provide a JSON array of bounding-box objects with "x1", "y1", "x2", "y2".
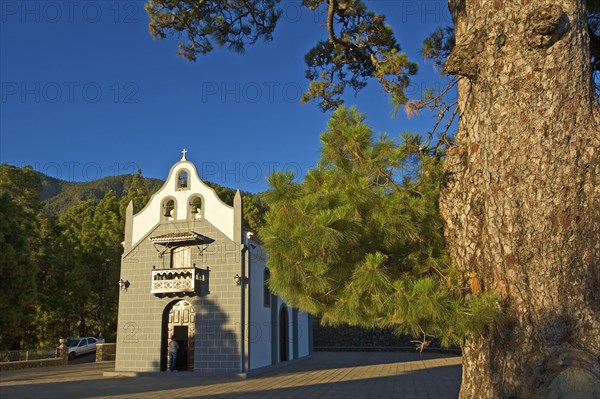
[{"x1": 0, "y1": 352, "x2": 461, "y2": 399}]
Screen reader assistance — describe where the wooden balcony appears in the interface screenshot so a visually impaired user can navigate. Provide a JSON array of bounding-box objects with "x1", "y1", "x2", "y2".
[{"x1": 151, "y1": 268, "x2": 204, "y2": 296}]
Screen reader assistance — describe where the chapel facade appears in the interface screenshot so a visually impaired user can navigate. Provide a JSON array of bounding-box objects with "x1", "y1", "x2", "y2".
[{"x1": 114, "y1": 151, "x2": 312, "y2": 373}]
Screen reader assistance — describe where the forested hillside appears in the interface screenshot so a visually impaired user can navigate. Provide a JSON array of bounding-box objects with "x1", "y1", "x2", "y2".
[
  {"x1": 39, "y1": 174, "x2": 163, "y2": 215},
  {"x1": 38, "y1": 171, "x2": 265, "y2": 230},
  {"x1": 0, "y1": 163, "x2": 266, "y2": 350}
]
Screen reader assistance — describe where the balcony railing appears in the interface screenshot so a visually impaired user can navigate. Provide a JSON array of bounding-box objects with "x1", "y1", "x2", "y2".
[{"x1": 151, "y1": 267, "x2": 202, "y2": 295}]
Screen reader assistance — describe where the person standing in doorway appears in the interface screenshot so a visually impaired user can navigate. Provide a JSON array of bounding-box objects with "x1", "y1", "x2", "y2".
[{"x1": 169, "y1": 336, "x2": 179, "y2": 372}]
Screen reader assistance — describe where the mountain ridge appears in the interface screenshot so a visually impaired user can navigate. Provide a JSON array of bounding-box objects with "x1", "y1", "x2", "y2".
[
  {"x1": 37, "y1": 172, "x2": 258, "y2": 217},
  {"x1": 39, "y1": 173, "x2": 164, "y2": 215}
]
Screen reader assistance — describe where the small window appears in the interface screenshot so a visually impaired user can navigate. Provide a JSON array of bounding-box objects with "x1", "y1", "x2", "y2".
[
  {"x1": 177, "y1": 170, "x2": 189, "y2": 189},
  {"x1": 263, "y1": 269, "x2": 271, "y2": 307}
]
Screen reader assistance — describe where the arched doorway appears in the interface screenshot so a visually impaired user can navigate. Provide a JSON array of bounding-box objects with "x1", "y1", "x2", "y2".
[
  {"x1": 162, "y1": 300, "x2": 195, "y2": 371},
  {"x1": 279, "y1": 306, "x2": 288, "y2": 362}
]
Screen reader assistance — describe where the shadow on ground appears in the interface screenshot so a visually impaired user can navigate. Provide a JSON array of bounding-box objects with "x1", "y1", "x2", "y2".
[{"x1": 0, "y1": 352, "x2": 462, "y2": 399}]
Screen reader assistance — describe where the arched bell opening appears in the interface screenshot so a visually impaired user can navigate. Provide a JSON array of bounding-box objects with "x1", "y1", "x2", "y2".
[
  {"x1": 187, "y1": 195, "x2": 204, "y2": 220},
  {"x1": 161, "y1": 197, "x2": 176, "y2": 221},
  {"x1": 176, "y1": 170, "x2": 190, "y2": 190}
]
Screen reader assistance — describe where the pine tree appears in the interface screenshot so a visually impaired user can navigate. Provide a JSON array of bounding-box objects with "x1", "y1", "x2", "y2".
[
  {"x1": 119, "y1": 169, "x2": 151, "y2": 220},
  {"x1": 261, "y1": 106, "x2": 500, "y2": 346},
  {"x1": 242, "y1": 194, "x2": 267, "y2": 232},
  {"x1": 0, "y1": 193, "x2": 38, "y2": 350},
  {"x1": 145, "y1": 0, "x2": 418, "y2": 111},
  {"x1": 0, "y1": 164, "x2": 41, "y2": 349},
  {"x1": 58, "y1": 200, "x2": 97, "y2": 337},
  {"x1": 58, "y1": 192, "x2": 123, "y2": 340},
  {"x1": 440, "y1": 1, "x2": 600, "y2": 396},
  {"x1": 31, "y1": 215, "x2": 79, "y2": 346},
  {"x1": 88, "y1": 191, "x2": 122, "y2": 340}
]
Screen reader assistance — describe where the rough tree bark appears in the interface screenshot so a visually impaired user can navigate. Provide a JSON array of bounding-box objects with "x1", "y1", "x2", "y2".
[{"x1": 440, "y1": 0, "x2": 600, "y2": 397}]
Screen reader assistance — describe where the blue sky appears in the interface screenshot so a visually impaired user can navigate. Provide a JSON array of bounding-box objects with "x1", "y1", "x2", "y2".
[{"x1": 1, "y1": 0, "x2": 454, "y2": 193}]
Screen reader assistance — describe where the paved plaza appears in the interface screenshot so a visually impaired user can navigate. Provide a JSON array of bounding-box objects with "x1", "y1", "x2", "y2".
[{"x1": 0, "y1": 351, "x2": 462, "y2": 399}]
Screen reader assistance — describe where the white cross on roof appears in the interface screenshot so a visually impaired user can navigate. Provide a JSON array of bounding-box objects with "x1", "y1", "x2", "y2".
[{"x1": 181, "y1": 148, "x2": 187, "y2": 161}]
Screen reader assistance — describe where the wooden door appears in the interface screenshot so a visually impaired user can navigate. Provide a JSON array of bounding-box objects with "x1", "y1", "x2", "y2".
[{"x1": 166, "y1": 301, "x2": 195, "y2": 371}]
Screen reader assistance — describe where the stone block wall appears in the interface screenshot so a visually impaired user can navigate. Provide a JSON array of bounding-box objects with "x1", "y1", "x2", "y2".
[
  {"x1": 116, "y1": 219, "x2": 242, "y2": 373},
  {"x1": 0, "y1": 358, "x2": 65, "y2": 371},
  {"x1": 313, "y1": 319, "x2": 456, "y2": 351},
  {"x1": 96, "y1": 343, "x2": 117, "y2": 362},
  {"x1": 313, "y1": 321, "x2": 415, "y2": 348}
]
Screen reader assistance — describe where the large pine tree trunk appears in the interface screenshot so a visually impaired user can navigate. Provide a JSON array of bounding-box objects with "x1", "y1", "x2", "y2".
[{"x1": 440, "y1": 0, "x2": 600, "y2": 397}]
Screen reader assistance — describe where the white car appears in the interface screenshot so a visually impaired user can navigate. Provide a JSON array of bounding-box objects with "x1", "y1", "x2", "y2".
[{"x1": 66, "y1": 337, "x2": 105, "y2": 360}]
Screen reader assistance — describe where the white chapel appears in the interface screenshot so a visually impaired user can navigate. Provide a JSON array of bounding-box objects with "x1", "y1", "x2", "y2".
[{"x1": 115, "y1": 151, "x2": 312, "y2": 373}]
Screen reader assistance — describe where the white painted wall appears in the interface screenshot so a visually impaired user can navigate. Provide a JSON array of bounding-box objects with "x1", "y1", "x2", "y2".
[
  {"x1": 246, "y1": 233, "x2": 312, "y2": 368},
  {"x1": 131, "y1": 160, "x2": 234, "y2": 245},
  {"x1": 248, "y1": 237, "x2": 272, "y2": 370},
  {"x1": 298, "y1": 312, "x2": 310, "y2": 358}
]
